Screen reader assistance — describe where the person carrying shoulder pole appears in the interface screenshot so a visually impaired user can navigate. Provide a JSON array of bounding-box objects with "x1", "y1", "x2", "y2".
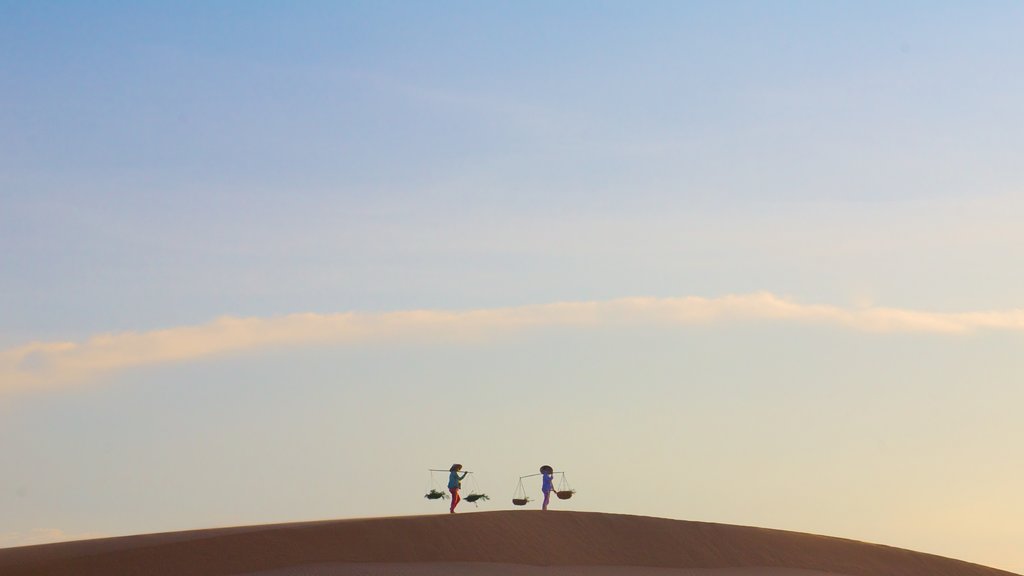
[
  {"x1": 540, "y1": 465, "x2": 555, "y2": 511},
  {"x1": 448, "y1": 464, "x2": 469, "y2": 513}
]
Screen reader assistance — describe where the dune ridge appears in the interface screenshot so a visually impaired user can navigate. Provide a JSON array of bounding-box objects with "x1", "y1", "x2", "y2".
[{"x1": 0, "y1": 511, "x2": 1016, "y2": 576}]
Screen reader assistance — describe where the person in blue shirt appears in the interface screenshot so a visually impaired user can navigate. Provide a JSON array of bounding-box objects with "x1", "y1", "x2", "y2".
[
  {"x1": 448, "y1": 464, "x2": 469, "y2": 513},
  {"x1": 540, "y1": 465, "x2": 555, "y2": 510}
]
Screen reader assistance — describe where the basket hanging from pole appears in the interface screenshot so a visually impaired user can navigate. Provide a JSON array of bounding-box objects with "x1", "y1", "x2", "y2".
[
  {"x1": 463, "y1": 472, "x2": 489, "y2": 505},
  {"x1": 424, "y1": 469, "x2": 450, "y2": 501},
  {"x1": 511, "y1": 477, "x2": 530, "y2": 506},
  {"x1": 556, "y1": 472, "x2": 575, "y2": 500}
]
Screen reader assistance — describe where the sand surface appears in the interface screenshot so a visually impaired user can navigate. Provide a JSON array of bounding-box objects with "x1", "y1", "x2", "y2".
[
  {"x1": 244, "y1": 563, "x2": 839, "y2": 576},
  {"x1": 0, "y1": 511, "x2": 1017, "y2": 576}
]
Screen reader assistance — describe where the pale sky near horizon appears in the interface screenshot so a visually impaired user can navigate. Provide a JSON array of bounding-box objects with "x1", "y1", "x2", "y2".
[{"x1": 2, "y1": 1, "x2": 1023, "y2": 573}]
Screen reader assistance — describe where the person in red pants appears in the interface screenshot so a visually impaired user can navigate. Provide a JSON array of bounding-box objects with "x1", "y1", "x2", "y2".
[{"x1": 448, "y1": 464, "x2": 468, "y2": 513}]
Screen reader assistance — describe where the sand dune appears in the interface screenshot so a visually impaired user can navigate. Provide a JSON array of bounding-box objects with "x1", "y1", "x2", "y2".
[
  {"x1": 0, "y1": 511, "x2": 1016, "y2": 576},
  {"x1": 246, "y1": 564, "x2": 846, "y2": 575}
]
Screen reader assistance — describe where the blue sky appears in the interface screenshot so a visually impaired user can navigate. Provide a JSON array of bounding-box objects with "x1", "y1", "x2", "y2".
[{"x1": 2, "y1": 2, "x2": 1023, "y2": 572}]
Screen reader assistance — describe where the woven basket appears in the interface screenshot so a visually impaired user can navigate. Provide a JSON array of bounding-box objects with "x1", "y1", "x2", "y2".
[
  {"x1": 556, "y1": 490, "x2": 574, "y2": 500},
  {"x1": 511, "y1": 498, "x2": 529, "y2": 506}
]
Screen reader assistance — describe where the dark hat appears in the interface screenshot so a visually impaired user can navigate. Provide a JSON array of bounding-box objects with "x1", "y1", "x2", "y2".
[
  {"x1": 539, "y1": 465, "x2": 553, "y2": 474},
  {"x1": 450, "y1": 464, "x2": 463, "y2": 471}
]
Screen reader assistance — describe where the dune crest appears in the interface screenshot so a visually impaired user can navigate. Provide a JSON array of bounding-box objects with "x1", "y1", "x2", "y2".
[{"x1": 0, "y1": 511, "x2": 1016, "y2": 576}]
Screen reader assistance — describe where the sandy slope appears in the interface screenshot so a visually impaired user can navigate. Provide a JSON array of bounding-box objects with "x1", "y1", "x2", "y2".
[
  {"x1": 245, "y1": 564, "x2": 843, "y2": 576},
  {"x1": 0, "y1": 511, "x2": 1016, "y2": 576}
]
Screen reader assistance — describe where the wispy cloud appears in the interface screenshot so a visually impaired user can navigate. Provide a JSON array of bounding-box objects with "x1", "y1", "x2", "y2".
[
  {"x1": 4, "y1": 293, "x2": 1024, "y2": 393},
  {"x1": 0, "y1": 528, "x2": 109, "y2": 549}
]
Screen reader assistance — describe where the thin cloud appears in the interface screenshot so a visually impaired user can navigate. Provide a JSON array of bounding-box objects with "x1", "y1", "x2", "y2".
[
  {"x1": 0, "y1": 528, "x2": 109, "y2": 549},
  {"x1": 3, "y1": 293, "x2": 1024, "y2": 394}
]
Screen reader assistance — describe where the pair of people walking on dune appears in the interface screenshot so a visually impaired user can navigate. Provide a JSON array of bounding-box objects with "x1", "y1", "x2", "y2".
[{"x1": 447, "y1": 464, "x2": 559, "y2": 513}]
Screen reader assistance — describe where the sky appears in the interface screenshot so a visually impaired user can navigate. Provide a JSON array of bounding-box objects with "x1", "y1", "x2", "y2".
[{"x1": 1, "y1": 0, "x2": 1023, "y2": 572}]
